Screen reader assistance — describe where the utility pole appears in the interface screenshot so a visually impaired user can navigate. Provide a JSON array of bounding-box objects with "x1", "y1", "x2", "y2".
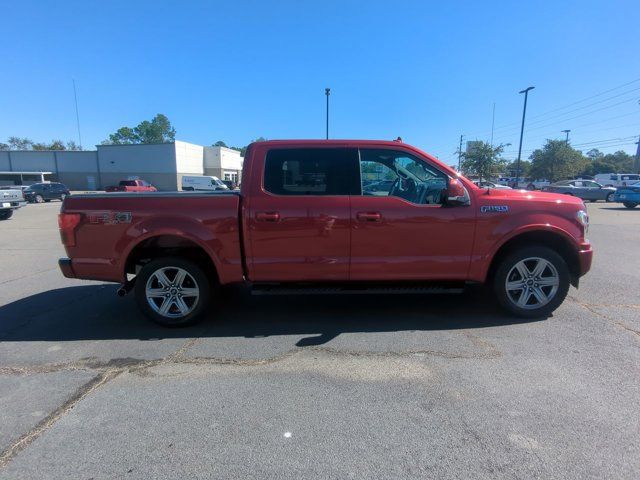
[
  {"x1": 325, "y1": 88, "x2": 330, "y2": 139},
  {"x1": 515, "y1": 86, "x2": 535, "y2": 186},
  {"x1": 490, "y1": 102, "x2": 496, "y2": 146},
  {"x1": 457, "y1": 134, "x2": 464, "y2": 171},
  {"x1": 562, "y1": 129, "x2": 571, "y2": 143},
  {"x1": 73, "y1": 79, "x2": 83, "y2": 149},
  {"x1": 634, "y1": 135, "x2": 640, "y2": 173}
]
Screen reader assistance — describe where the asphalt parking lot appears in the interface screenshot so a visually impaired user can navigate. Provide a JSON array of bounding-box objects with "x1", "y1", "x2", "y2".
[{"x1": 0, "y1": 201, "x2": 638, "y2": 479}]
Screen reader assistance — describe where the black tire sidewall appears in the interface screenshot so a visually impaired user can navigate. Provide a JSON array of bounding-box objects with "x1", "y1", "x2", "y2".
[
  {"x1": 0, "y1": 210, "x2": 12, "y2": 220},
  {"x1": 623, "y1": 202, "x2": 638, "y2": 209},
  {"x1": 494, "y1": 246, "x2": 570, "y2": 318},
  {"x1": 134, "y1": 257, "x2": 211, "y2": 327}
]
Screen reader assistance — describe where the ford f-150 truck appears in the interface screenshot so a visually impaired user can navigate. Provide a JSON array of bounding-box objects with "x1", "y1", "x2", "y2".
[
  {"x1": 105, "y1": 179, "x2": 157, "y2": 193},
  {"x1": 58, "y1": 140, "x2": 592, "y2": 326}
]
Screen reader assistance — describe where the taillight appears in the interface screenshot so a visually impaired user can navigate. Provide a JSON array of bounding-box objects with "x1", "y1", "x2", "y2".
[{"x1": 58, "y1": 213, "x2": 82, "y2": 247}]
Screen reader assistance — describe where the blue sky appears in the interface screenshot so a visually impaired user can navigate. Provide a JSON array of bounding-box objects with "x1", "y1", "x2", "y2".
[{"x1": 1, "y1": 0, "x2": 639, "y2": 165}]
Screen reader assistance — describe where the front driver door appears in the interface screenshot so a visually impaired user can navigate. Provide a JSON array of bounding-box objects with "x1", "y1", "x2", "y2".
[{"x1": 350, "y1": 148, "x2": 476, "y2": 281}]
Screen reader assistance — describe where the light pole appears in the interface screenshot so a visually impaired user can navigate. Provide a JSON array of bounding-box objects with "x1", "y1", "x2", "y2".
[
  {"x1": 325, "y1": 88, "x2": 330, "y2": 139},
  {"x1": 562, "y1": 129, "x2": 571, "y2": 143},
  {"x1": 515, "y1": 86, "x2": 534, "y2": 186}
]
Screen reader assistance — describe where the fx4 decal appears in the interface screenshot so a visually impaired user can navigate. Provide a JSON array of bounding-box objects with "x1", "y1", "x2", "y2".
[{"x1": 480, "y1": 205, "x2": 509, "y2": 213}]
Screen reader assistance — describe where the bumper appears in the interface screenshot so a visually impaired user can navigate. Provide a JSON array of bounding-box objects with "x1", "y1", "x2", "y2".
[
  {"x1": 578, "y1": 242, "x2": 593, "y2": 276},
  {"x1": 614, "y1": 193, "x2": 640, "y2": 203},
  {"x1": 58, "y1": 258, "x2": 76, "y2": 279},
  {"x1": 1, "y1": 201, "x2": 27, "y2": 209}
]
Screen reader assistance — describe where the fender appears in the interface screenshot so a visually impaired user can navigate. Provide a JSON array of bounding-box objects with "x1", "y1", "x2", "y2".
[
  {"x1": 116, "y1": 214, "x2": 238, "y2": 284},
  {"x1": 468, "y1": 214, "x2": 581, "y2": 283}
]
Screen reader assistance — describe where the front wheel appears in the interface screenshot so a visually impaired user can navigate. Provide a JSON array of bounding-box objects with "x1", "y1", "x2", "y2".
[
  {"x1": 494, "y1": 246, "x2": 570, "y2": 318},
  {"x1": 134, "y1": 257, "x2": 211, "y2": 327},
  {"x1": 623, "y1": 202, "x2": 638, "y2": 209},
  {"x1": 35, "y1": 194, "x2": 44, "y2": 203},
  {"x1": 606, "y1": 192, "x2": 615, "y2": 202}
]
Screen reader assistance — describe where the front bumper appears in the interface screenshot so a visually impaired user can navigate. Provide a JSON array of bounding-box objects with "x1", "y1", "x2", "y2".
[
  {"x1": 578, "y1": 242, "x2": 593, "y2": 276},
  {"x1": 58, "y1": 258, "x2": 76, "y2": 279},
  {"x1": 614, "y1": 193, "x2": 640, "y2": 203}
]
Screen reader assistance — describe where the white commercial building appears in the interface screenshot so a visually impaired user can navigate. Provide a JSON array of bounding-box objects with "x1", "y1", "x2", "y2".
[{"x1": 0, "y1": 141, "x2": 244, "y2": 191}]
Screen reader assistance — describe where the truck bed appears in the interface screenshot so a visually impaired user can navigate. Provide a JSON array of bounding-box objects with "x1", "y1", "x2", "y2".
[{"x1": 61, "y1": 192, "x2": 244, "y2": 284}]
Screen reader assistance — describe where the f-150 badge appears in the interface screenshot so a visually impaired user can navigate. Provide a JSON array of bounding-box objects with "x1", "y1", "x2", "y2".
[
  {"x1": 88, "y1": 211, "x2": 132, "y2": 224},
  {"x1": 480, "y1": 205, "x2": 509, "y2": 213}
]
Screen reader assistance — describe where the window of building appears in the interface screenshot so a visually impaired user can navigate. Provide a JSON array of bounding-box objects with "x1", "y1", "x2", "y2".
[
  {"x1": 359, "y1": 149, "x2": 448, "y2": 205},
  {"x1": 263, "y1": 148, "x2": 357, "y2": 195}
]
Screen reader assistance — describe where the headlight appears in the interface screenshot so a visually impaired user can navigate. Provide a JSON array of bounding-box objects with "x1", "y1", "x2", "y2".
[{"x1": 576, "y1": 209, "x2": 589, "y2": 234}]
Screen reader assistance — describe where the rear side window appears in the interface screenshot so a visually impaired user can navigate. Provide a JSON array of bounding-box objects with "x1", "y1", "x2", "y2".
[{"x1": 263, "y1": 148, "x2": 358, "y2": 195}]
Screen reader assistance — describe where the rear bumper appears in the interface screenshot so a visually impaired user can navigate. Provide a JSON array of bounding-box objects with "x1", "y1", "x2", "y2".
[{"x1": 58, "y1": 258, "x2": 76, "y2": 279}]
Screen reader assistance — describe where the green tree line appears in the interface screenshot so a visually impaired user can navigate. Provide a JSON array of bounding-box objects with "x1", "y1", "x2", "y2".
[{"x1": 461, "y1": 139, "x2": 638, "y2": 181}]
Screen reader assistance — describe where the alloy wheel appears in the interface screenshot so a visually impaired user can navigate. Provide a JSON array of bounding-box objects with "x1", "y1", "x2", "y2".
[
  {"x1": 505, "y1": 257, "x2": 560, "y2": 310},
  {"x1": 145, "y1": 266, "x2": 200, "y2": 318}
]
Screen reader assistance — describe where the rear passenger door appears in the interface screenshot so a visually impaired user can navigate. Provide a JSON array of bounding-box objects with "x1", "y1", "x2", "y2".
[{"x1": 245, "y1": 147, "x2": 359, "y2": 282}]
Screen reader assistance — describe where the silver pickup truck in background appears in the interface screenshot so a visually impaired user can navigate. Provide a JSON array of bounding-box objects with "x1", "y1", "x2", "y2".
[{"x1": 0, "y1": 187, "x2": 27, "y2": 220}]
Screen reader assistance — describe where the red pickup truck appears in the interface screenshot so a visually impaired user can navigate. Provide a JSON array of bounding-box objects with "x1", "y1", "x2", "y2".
[
  {"x1": 105, "y1": 179, "x2": 157, "y2": 193},
  {"x1": 58, "y1": 140, "x2": 592, "y2": 326}
]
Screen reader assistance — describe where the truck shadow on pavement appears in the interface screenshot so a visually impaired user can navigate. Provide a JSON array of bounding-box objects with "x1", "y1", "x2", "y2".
[{"x1": 0, "y1": 284, "x2": 545, "y2": 347}]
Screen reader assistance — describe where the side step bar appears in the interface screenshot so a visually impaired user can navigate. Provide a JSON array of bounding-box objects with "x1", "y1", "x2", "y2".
[{"x1": 251, "y1": 284, "x2": 465, "y2": 296}]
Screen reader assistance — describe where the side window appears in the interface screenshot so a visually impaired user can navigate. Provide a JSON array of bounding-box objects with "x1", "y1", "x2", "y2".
[
  {"x1": 263, "y1": 148, "x2": 357, "y2": 195},
  {"x1": 359, "y1": 149, "x2": 448, "y2": 205}
]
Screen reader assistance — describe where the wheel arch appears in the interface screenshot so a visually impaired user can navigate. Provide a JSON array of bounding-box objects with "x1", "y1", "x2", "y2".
[
  {"x1": 123, "y1": 234, "x2": 220, "y2": 286},
  {"x1": 486, "y1": 230, "x2": 581, "y2": 288}
]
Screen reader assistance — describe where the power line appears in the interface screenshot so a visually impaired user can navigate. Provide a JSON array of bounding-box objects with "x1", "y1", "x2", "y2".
[{"x1": 466, "y1": 77, "x2": 640, "y2": 137}]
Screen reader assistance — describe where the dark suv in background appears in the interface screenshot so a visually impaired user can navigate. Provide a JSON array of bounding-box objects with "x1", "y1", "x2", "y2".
[{"x1": 24, "y1": 182, "x2": 70, "y2": 203}]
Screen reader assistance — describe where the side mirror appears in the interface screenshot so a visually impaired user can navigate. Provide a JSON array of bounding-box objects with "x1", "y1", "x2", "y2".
[{"x1": 446, "y1": 178, "x2": 470, "y2": 206}]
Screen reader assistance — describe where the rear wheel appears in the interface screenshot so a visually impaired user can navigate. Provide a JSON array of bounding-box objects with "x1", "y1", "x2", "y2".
[
  {"x1": 0, "y1": 210, "x2": 13, "y2": 220},
  {"x1": 134, "y1": 257, "x2": 211, "y2": 327},
  {"x1": 623, "y1": 202, "x2": 638, "y2": 209},
  {"x1": 494, "y1": 246, "x2": 570, "y2": 318}
]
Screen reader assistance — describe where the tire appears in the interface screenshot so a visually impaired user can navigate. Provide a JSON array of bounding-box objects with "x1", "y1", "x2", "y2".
[
  {"x1": 60, "y1": 193, "x2": 67, "y2": 201},
  {"x1": 134, "y1": 257, "x2": 211, "y2": 327},
  {"x1": 526, "y1": 183, "x2": 535, "y2": 191},
  {"x1": 0, "y1": 210, "x2": 13, "y2": 220},
  {"x1": 606, "y1": 193, "x2": 615, "y2": 202},
  {"x1": 35, "y1": 195, "x2": 44, "y2": 203},
  {"x1": 623, "y1": 202, "x2": 638, "y2": 209},
  {"x1": 494, "y1": 246, "x2": 570, "y2": 319}
]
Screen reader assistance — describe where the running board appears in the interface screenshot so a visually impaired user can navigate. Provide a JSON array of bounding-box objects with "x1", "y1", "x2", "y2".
[{"x1": 251, "y1": 284, "x2": 465, "y2": 296}]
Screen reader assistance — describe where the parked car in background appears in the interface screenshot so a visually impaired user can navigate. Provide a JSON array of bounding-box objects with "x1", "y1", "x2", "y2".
[
  {"x1": 474, "y1": 181, "x2": 511, "y2": 190},
  {"x1": 362, "y1": 179, "x2": 396, "y2": 195},
  {"x1": 105, "y1": 179, "x2": 157, "y2": 193},
  {"x1": 594, "y1": 173, "x2": 640, "y2": 187},
  {"x1": 222, "y1": 180, "x2": 238, "y2": 190},
  {"x1": 542, "y1": 180, "x2": 616, "y2": 202},
  {"x1": 613, "y1": 181, "x2": 640, "y2": 209},
  {"x1": 181, "y1": 175, "x2": 228, "y2": 191},
  {"x1": 0, "y1": 187, "x2": 27, "y2": 220},
  {"x1": 23, "y1": 182, "x2": 70, "y2": 203},
  {"x1": 496, "y1": 177, "x2": 550, "y2": 190}
]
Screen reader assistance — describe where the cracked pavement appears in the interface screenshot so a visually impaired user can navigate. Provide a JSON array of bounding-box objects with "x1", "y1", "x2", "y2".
[{"x1": 0, "y1": 202, "x2": 638, "y2": 479}]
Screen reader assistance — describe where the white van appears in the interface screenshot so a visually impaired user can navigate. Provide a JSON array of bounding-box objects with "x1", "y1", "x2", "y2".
[
  {"x1": 181, "y1": 175, "x2": 229, "y2": 191},
  {"x1": 594, "y1": 173, "x2": 640, "y2": 187}
]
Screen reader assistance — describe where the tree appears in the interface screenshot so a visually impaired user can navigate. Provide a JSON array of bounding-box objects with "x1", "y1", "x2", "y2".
[
  {"x1": 104, "y1": 114, "x2": 176, "y2": 145},
  {"x1": 213, "y1": 140, "x2": 227, "y2": 147},
  {"x1": 529, "y1": 140, "x2": 588, "y2": 181},
  {"x1": 7, "y1": 137, "x2": 33, "y2": 150},
  {"x1": 459, "y1": 141, "x2": 508, "y2": 180}
]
